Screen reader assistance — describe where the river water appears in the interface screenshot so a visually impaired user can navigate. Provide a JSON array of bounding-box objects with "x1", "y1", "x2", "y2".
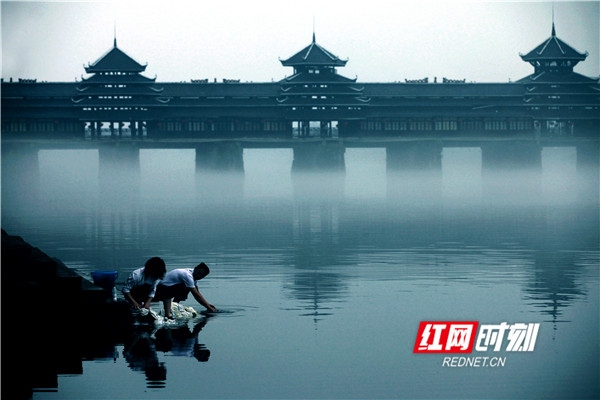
[{"x1": 2, "y1": 146, "x2": 598, "y2": 399}]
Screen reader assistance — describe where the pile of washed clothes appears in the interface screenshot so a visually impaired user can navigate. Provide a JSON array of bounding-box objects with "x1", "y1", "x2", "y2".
[{"x1": 135, "y1": 302, "x2": 199, "y2": 327}]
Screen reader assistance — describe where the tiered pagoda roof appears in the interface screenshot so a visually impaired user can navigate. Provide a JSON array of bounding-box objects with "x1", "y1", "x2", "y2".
[
  {"x1": 277, "y1": 33, "x2": 369, "y2": 116},
  {"x1": 280, "y1": 33, "x2": 348, "y2": 68},
  {"x1": 74, "y1": 38, "x2": 167, "y2": 112},
  {"x1": 85, "y1": 38, "x2": 148, "y2": 74},
  {"x1": 518, "y1": 23, "x2": 594, "y2": 84},
  {"x1": 520, "y1": 23, "x2": 588, "y2": 68}
]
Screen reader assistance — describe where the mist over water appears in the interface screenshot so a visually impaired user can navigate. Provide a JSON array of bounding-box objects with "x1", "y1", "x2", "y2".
[{"x1": 2, "y1": 144, "x2": 599, "y2": 399}]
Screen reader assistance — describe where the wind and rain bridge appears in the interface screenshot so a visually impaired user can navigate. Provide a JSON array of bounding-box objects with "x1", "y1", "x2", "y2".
[{"x1": 2, "y1": 24, "x2": 598, "y2": 173}]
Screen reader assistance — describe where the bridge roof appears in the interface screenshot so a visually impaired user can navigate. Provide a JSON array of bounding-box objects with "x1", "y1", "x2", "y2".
[
  {"x1": 520, "y1": 24, "x2": 588, "y2": 62},
  {"x1": 281, "y1": 71, "x2": 357, "y2": 84},
  {"x1": 361, "y1": 82, "x2": 525, "y2": 97},
  {"x1": 159, "y1": 82, "x2": 280, "y2": 98},
  {"x1": 280, "y1": 33, "x2": 347, "y2": 67},
  {"x1": 1, "y1": 82, "x2": 76, "y2": 98},
  {"x1": 80, "y1": 73, "x2": 156, "y2": 84},
  {"x1": 85, "y1": 40, "x2": 148, "y2": 73},
  {"x1": 516, "y1": 71, "x2": 598, "y2": 84}
]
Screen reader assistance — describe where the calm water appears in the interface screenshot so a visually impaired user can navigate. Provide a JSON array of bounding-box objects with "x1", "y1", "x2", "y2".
[{"x1": 2, "y1": 145, "x2": 599, "y2": 399}]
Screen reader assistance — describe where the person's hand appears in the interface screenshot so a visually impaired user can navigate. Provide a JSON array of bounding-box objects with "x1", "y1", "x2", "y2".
[{"x1": 207, "y1": 304, "x2": 217, "y2": 312}]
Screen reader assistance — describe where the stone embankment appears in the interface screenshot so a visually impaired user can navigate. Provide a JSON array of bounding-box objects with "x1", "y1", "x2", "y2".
[{"x1": 1, "y1": 230, "x2": 132, "y2": 398}]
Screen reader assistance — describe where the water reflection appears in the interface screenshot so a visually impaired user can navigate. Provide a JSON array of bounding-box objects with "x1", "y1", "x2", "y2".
[
  {"x1": 284, "y1": 271, "x2": 348, "y2": 322},
  {"x1": 1, "y1": 146, "x2": 598, "y2": 398},
  {"x1": 124, "y1": 329, "x2": 167, "y2": 389},
  {"x1": 123, "y1": 316, "x2": 212, "y2": 389}
]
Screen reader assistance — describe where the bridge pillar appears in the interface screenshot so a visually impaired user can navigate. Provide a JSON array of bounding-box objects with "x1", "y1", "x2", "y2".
[
  {"x1": 195, "y1": 143, "x2": 244, "y2": 201},
  {"x1": 386, "y1": 141, "x2": 442, "y2": 171},
  {"x1": 576, "y1": 141, "x2": 599, "y2": 204},
  {"x1": 1, "y1": 143, "x2": 40, "y2": 207},
  {"x1": 576, "y1": 141, "x2": 599, "y2": 170},
  {"x1": 90, "y1": 122, "x2": 97, "y2": 139},
  {"x1": 386, "y1": 142, "x2": 442, "y2": 204},
  {"x1": 480, "y1": 142, "x2": 542, "y2": 204},
  {"x1": 195, "y1": 142, "x2": 244, "y2": 171},
  {"x1": 98, "y1": 144, "x2": 141, "y2": 198},
  {"x1": 481, "y1": 142, "x2": 542, "y2": 170},
  {"x1": 292, "y1": 141, "x2": 345, "y2": 172}
]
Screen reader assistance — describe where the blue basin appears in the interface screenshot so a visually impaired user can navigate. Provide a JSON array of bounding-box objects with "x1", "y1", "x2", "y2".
[{"x1": 91, "y1": 271, "x2": 119, "y2": 290}]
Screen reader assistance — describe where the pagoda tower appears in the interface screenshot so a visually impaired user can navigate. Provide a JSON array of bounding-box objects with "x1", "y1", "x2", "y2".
[
  {"x1": 278, "y1": 33, "x2": 370, "y2": 137},
  {"x1": 73, "y1": 37, "x2": 168, "y2": 138},
  {"x1": 518, "y1": 22, "x2": 598, "y2": 136},
  {"x1": 520, "y1": 23, "x2": 588, "y2": 76}
]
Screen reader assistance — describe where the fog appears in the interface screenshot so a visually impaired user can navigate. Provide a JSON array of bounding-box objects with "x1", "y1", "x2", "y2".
[
  {"x1": 3, "y1": 145, "x2": 598, "y2": 399},
  {"x1": 5, "y1": 146, "x2": 592, "y2": 213}
]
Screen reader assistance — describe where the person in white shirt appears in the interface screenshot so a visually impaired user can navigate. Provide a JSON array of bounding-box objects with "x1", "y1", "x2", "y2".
[
  {"x1": 122, "y1": 257, "x2": 166, "y2": 310},
  {"x1": 155, "y1": 263, "x2": 217, "y2": 317}
]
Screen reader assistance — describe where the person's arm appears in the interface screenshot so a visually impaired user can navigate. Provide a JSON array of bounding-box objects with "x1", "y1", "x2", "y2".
[
  {"x1": 142, "y1": 297, "x2": 154, "y2": 309},
  {"x1": 143, "y1": 281, "x2": 159, "y2": 309},
  {"x1": 123, "y1": 291, "x2": 141, "y2": 309},
  {"x1": 190, "y1": 286, "x2": 217, "y2": 312}
]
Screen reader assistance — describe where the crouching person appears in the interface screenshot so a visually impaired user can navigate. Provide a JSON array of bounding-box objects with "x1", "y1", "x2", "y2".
[
  {"x1": 122, "y1": 257, "x2": 167, "y2": 310},
  {"x1": 155, "y1": 263, "x2": 217, "y2": 317}
]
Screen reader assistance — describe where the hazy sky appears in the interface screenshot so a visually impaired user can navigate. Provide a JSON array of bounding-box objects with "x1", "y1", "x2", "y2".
[{"x1": 1, "y1": 0, "x2": 598, "y2": 83}]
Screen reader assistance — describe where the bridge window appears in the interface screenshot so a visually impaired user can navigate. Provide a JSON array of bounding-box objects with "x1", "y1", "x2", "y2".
[
  {"x1": 461, "y1": 119, "x2": 483, "y2": 131},
  {"x1": 364, "y1": 121, "x2": 382, "y2": 131},
  {"x1": 410, "y1": 118, "x2": 432, "y2": 131},
  {"x1": 383, "y1": 121, "x2": 408, "y2": 131},
  {"x1": 509, "y1": 119, "x2": 532, "y2": 130},
  {"x1": 435, "y1": 119, "x2": 457, "y2": 131},
  {"x1": 484, "y1": 119, "x2": 507, "y2": 130}
]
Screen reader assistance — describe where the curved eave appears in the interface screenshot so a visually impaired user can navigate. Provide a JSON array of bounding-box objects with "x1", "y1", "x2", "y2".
[
  {"x1": 281, "y1": 75, "x2": 357, "y2": 84},
  {"x1": 85, "y1": 66, "x2": 148, "y2": 74},
  {"x1": 80, "y1": 74, "x2": 157, "y2": 84},
  {"x1": 280, "y1": 59, "x2": 348, "y2": 68},
  {"x1": 520, "y1": 52, "x2": 588, "y2": 62}
]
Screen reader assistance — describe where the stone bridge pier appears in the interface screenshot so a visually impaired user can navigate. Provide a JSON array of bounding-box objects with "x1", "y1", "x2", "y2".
[
  {"x1": 1, "y1": 143, "x2": 40, "y2": 206},
  {"x1": 98, "y1": 144, "x2": 141, "y2": 199},
  {"x1": 385, "y1": 142, "x2": 443, "y2": 204},
  {"x1": 292, "y1": 141, "x2": 346, "y2": 172},
  {"x1": 576, "y1": 141, "x2": 599, "y2": 204},
  {"x1": 195, "y1": 142, "x2": 244, "y2": 171}
]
